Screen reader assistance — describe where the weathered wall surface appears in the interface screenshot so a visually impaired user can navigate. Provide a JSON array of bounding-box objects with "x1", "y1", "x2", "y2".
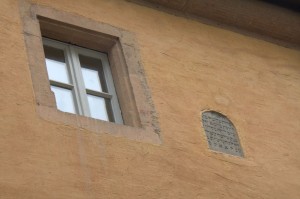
[
  {"x1": 0, "y1": 0, "x2": 300, "y2": 198},
  {"x1": 134, "y1": 0, "x2": 300, "y2": 46}
]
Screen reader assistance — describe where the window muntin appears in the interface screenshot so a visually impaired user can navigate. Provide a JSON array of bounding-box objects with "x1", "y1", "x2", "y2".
[{"x1": 43, "y1": 38, "x2": 123, "y2": 124}]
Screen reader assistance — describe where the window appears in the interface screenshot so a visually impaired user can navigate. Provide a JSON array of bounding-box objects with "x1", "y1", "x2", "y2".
[
  {"x1": 43, "y1": 38, "x2": 123, "y2": 124},
  {"x1": 20, "y1": 2, "x2": 161, "y2": 144}
]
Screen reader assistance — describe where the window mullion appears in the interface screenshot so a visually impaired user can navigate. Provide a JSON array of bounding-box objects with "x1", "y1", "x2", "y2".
[
  {"x1": 69, "y1": 46, "x2": 91, "y2": 117},
  {"x1": 64, "y1": 46, "x2": 83, "y2": 115}
]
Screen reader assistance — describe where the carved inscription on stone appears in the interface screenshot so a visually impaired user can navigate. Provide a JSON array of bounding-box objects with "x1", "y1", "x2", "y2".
[{"x1": 202, "y1": 111, "x2": 243, "y2": 157}]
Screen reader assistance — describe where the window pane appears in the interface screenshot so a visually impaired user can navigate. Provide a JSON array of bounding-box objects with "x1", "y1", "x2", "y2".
[
  {"x1": 44, "y1": 45, "x2": 70, "y2": 84},
  {"x1": 79, "y1": 55, "x2": 107, "y2": 92},
  {"x1": 87, "y1": 95, "x2": 109, "y2": 121},
  {"x1": 51, "y1": 86, "x2": 76, "y2": 114},
  {"x1": 81, "y1": 67, "x2": 102, "y2": 92}
]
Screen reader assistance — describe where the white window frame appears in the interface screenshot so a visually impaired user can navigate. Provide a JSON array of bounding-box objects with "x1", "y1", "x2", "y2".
[{"x1": 43, "y1": 38, "x2": 123, "y2": 124}]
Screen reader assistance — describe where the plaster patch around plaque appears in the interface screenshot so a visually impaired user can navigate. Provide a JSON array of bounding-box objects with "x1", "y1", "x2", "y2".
[{"x1": 202, "y1": 111, "x2": 244, "y2": 157}]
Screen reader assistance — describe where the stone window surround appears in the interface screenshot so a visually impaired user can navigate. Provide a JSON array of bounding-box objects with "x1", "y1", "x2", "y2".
[{"x1": 19, "y1": 1, "x2": 161, "y2": 144}]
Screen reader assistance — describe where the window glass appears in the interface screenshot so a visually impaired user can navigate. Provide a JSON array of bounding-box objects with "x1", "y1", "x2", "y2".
[
  {"x1": 81, "y1": 67, "x2": 102, "y2": 92},
  {"x1": 51, "y1": 86, "x2": 76, "y2": 114},
  {"x1": 87, "y1": 95, "x2": 109, "y2": 121},
  {"x1": 44, "y1": 45, "x2": 70, "y2": 84},
  {"x1": 79, "y1": 55, "x2": 107, "y2": 92}
]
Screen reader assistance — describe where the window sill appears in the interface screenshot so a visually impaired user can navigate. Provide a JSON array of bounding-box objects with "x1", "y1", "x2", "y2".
[{"x1": 37, "y1": 105, "x2": 161, "y2": 145}]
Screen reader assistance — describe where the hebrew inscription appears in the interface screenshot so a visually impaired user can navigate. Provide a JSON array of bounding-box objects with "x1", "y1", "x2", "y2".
[{"x1": 202, "y1": 111, "x2": 243, "y2": 157}]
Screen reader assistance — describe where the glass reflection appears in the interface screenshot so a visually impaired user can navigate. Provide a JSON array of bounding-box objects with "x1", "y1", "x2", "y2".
[
  {"x1": 44, "y1": 45, "x2": 70, "y2": 84},
  {"x1": 87, "y1": 95, "x2": 108, "y2": 121},
  {"x1": 79, "y1": 54, "x2": 107, "y2": 92},
  {"x1": 81, "y1": 67, "x2": 102, "y2": 92},
  {"x1": 51, "y1": 86, "x2": 76, "y2": 114}
]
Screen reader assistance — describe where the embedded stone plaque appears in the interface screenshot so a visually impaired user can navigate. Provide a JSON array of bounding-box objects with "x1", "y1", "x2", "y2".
[{"x1": 202, "y1": 111, "x2": 243, "y2": 157}]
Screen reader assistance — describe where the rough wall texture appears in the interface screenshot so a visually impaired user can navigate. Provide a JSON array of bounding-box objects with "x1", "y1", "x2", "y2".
[{"x1": 0, "y1": 0, "x2": 300, "y2": 198}]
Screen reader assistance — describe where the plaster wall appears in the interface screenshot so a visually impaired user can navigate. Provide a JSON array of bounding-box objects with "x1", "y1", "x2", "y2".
[{"x1": 0, "y1": 0, "x2": 300, "y2": 198}]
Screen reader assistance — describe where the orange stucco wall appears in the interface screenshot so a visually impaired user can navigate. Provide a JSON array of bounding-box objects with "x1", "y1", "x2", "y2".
[{"x1": 1, "y1": 0, "x2": 300, "y2": 198}]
